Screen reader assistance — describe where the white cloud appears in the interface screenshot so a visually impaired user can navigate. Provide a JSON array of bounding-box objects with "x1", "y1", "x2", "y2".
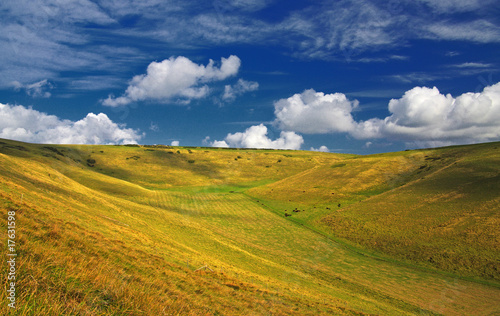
[
  {"x1": 222, "y1": 78, "x2": 259, "y2": 102},
  {"x1": 273, "y1": 82, "x2": 500, "y2": 148},
  {"x1": 212, "y1": 140, "x2": 230, "y2": 148},
  {"x1": 170, "y1": 140, "x2": 179, "y2": 146},
  {"x1": 452, "y1": 62, "x2": 493, "y2": 69},
  {"x1": 69, "y1": 76, "x2": 125, "y2": 91},
  {"x1": 0, "y1": 103, "x2": 142, "y2": 144},
  {"x1": 211, "y1": 124, "x2": 303, "y2": 149},
  {"x1": 11, "y1": 79, "x2": 53, "y2": 98},
  {"x1": 149, "y1": 122, "x2": 159, "y2": 132},
  {"x1": 310, "y1": 145, "x2": 329, "y2": 152},
  {"x1": 0, "y1": 0, "x2": 119, "y2": 88},
  {"x1": 202, "y1": 136, "x2": 211, "y2": 145},
  {"x1": 274, "y1": 89, "x2": 359, "y2": 134},
  {"x1": 417, "y1": 0, "x2": 490, "y2": 13},
  {"x1": 387, "y1": 72, "x2": 443, "y2": 84},
  {"x1": 424, "y1": 20, "x2": 500, "y2": 43},
  {"x1": 2, "y1": 0, "x2": 499, "y2": 90},
  {"x1": 203, "y1": 136, "x2": 228, "y2": 147},
  {"x1": 214, "y1": 0, "x2": 271, "y2": 13},
  {"x1": 355, "y1": 83, "x2": 500, "y2": 145},
  {"x1": 388, "y1": 86, "x2": 454, "y2": 127},
  {"x1": 103, "y1": 55, "x2": 241, "y2": 106},
  {"x1": 356, "y1": 55, "x2": 409, "y2": 63}
]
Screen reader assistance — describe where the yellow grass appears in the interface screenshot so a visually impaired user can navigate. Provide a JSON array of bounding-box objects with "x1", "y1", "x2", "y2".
[{"x1": 0, "y1": 139, "x2": 499, "y2": 315}]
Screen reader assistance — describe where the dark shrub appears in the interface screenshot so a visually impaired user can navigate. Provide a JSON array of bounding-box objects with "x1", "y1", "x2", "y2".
[{"x1": 86, "y1": 158, "x2": 96, "y2": 167}]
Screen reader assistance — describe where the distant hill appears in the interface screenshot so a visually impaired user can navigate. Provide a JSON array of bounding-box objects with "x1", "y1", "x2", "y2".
[
  {"x1": 248, "y1": 141, "x2": 500, "y2": 282},
  {"x1": 1, "y1": 138, "x2": 499, "y2": 315}
]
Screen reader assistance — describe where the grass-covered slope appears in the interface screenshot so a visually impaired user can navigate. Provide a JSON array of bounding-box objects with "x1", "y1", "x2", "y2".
[
  {"x1": 320, "y1": 143, "x2": 500, "y2": 281},
  {"x1": 0, "y1": 138, "x2": 499, "y2": 315},
  {"x1": 247, "y1": 142, "x2": 500, "y2": 282}
]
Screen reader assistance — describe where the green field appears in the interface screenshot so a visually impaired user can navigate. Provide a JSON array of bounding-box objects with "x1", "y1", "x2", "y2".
[{"x1": 1, "y1": 138, "x2": 499, "y2": 315}]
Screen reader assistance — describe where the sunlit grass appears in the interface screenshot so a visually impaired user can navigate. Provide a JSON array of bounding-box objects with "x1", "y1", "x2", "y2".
[{"x1": 1, "y1": 138, "x2": 499, "y2": 315}]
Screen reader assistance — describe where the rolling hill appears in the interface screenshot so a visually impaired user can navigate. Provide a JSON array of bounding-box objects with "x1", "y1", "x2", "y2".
[{"x1": 1, "y1": 138, "x2": 499, "y2": 315}]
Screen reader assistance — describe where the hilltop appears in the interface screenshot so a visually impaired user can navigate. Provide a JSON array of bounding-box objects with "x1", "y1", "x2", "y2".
[{"x1": 1, "y1": 138, "x2": 499, "y2": 315}]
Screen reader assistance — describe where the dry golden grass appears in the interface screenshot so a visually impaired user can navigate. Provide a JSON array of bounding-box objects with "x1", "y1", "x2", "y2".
[{"x1": 1, "y1": 139, "x2": 499, "y2": 315}]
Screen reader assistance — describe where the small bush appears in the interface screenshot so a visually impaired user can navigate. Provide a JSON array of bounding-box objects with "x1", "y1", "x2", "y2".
[
  {"x1": 43, "y1": 146, "x2": 64, "y2": 156},
  {"x1": 331, "y1": 163, "x2": 346, "y2": 168}
]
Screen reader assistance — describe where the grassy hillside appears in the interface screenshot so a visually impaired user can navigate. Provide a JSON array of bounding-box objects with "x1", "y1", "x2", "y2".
[
  {"x1": 247, "y1": 142, "x2": 500, "y2": 282},
  {"x1": 1, "y1": 138, "x2": 499, "y2": 315}
]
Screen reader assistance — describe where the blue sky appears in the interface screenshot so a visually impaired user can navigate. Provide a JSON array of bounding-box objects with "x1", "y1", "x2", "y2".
[{"x1": 1, "y1": 0, "x2": 500, "y2": 154}]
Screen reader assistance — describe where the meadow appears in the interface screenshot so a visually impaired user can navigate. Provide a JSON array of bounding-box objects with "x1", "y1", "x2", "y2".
[{"x1": 0, "y1": 138, "x2": 499, "y2": 315}]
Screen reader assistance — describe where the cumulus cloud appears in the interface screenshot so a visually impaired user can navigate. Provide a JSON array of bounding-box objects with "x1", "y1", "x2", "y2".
[
  {"x1": 212, "y1": 140, "x2": 230, "y2": 148},
  {"x1": 103, "y1": 55, "x2": 241, "y2": 106},
  {"x1": 222, "y1": 78, "x2": 259, "y2": 102},
  {"x1": 203, "y1": 136, "x2": 228, "y2": 147},
  {"x1": 310, "y1": 145, "x2": 329, "y2": 152},
  {"x1": 355, "y1": 82, "x2": 500, "y2": 145},
  {"x1": 210, "y1": 124, "x2": 303, "y2": 150},
  {"x1": 170, "y1": 140, "x2": 180, "y2": 146},
  {"x1": 274, "y1": 89, "x2": 359, "y2": 134},
  {"x1": 0, "y1": 103, "x2": 142, "y2": 144},
  {"x1": 274, "y1": 83, "x2": 500, "y2": 147},
  {"x1": 11, "y1": 79, "x2": 54, "y2": 98}
]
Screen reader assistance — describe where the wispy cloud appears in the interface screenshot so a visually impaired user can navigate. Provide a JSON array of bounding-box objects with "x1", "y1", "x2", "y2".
[
  {"x1": 385, "y1": 62, "x2": 498, "y2": 84},
  {"x1": 11, "y1": 79, "x2": 54, "y2": 98},
  {"x1": 446, "y1": 62, "x2": 497, "y2": 76},
  {"x1": 149, "y1": 122, "x2": 160, "y2": 132},
  {"x1": 416, "y1": 0, "x2": 496, "y2": 13},
  {"x1": 346, "y1": 89, "x2": 406, "y2": 99},
  {"x1": 222, "y1": 79, "x2": 259, "y2": 102},
  {"x1": 0, "y1": 0, "x2": 115, "y2": 87},
  {"x1": 1, "y1": 0, "x2": 499, "y2": 91},
  {"x1": 356, "y1": 55, "x2": 409, "y2": 63},
  {"x1": 424, "y1": 20, "x2": 500, "y2": 43},
  {"x1": 386, "y1": 73, "x2": 444, "y2": 84},
  {"x1": 68, "y1": 76, "x2": 126, "y2": 91},
  {"x1": 450, "y1": 62, "x2": 494, "y2": 69}
]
